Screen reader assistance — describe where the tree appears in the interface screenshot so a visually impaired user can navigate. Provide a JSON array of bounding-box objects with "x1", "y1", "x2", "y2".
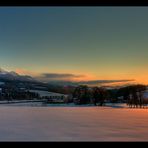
[
  {"x1": 108, "y1": 89, "x2": 118, "y2": 103},
  {"x1": 124, "y1": 84, "x2": 147, "y2": 108},
  {"x1": 73, "y1": 85, "x2": 91, "y2": 104},
  {"x1": 92, "y1": 87, "x2": 108, "y2": 106},
  {"x1": 92, "y1": 87, "x2": 100, "y2": 106}
]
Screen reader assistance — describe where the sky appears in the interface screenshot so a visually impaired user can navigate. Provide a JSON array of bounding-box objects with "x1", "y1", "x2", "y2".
[{"x1": 0, "y1": 7, "x2": 148, "y2": 85}]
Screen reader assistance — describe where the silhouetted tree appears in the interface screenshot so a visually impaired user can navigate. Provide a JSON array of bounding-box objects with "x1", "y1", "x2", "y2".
[
  {"x1": 108, "y1": 89, "x2": 118, "y2": 103},
  {"x1": 92, "y1": 87, "x2": 108, "y2": 106},
  {"x1": 120, "y1": 84, "x2": 147, "y2": 108},
  {"x1": 73, "y1": 85, "x2": 91, "y2": 104},
  {"x1": 92, "y1": 87, "x2": 100, "y2": 106}
]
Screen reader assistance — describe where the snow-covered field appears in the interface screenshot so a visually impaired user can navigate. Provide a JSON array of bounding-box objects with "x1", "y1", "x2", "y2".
[{"x1": 0, "y1": 105, "x2": 147, "y2": 141}]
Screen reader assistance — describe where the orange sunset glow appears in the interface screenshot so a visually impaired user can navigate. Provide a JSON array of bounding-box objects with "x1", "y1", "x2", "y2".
[
  {"x1": 0, "y1": 7, "x2": 147, "y2": 87},
  {"x1": 0, "y1": 6, "x2": 148, "y2": 142}
]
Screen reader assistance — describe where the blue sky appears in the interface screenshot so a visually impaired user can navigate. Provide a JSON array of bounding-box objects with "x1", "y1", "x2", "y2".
[{"x1": 0, "y1": 7, "x2": 148, "y2": 84}]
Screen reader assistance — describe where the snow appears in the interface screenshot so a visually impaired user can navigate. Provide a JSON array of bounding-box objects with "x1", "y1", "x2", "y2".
[
  {"x1": 0, "y1": 82, "x2": 4, "y2": 85},
  {"x1": 143, "y1": 91, "x2": 148, "y2": 99},
  {"x1": 29, "y1": 90, "x2": 66, "y2": 97},
  {"x1": 0, "y1": 105, "x2": 147, "y2": 141},
  {"x1": 0, "y1": 102, "x2": 128, "y2": 108},
  {"x1": 0, "y1": 100, "x2": 45, "y2": 107}
]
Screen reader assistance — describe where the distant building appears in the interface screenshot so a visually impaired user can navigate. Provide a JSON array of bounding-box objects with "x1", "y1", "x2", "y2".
[{"x1": 28, "y1": 89, "x2": 71, "y2": 103}]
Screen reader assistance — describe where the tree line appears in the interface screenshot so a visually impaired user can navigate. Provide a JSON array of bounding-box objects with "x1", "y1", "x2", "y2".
[
  {"x1": 72, "y1": 84, "x2": 147, "y2": 108},
  {"x1": 0, "y1": 88, "x2": 40, "y2": 101}
]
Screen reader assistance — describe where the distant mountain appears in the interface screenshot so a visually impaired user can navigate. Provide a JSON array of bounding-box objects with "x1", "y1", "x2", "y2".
[
  {"x1": 0, "y1": 68, "x2": 136, "y2": 89},
  {"x1": 0, "y1": 68, "x2": 36, "y2": 82}
]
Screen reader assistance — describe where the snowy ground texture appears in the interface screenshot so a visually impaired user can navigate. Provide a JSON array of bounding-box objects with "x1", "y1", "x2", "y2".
[{"x1": 0, "y1": 105, "x2": 148, "y2": 141}]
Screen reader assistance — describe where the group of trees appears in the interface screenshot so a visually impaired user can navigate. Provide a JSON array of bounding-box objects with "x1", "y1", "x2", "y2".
[
  {"x1": 73, "y1": 85, "x2": 91, "y2": 104},
  {"x1": 73, "y1": 85, "x2": 109, "y2": 106},
  {"x1": 1, "y1": 88, "x2": 40, "y2": 101},
  {"x1": 118, "y1": 85, "x2": 147, "y2": 108},
  {"x1": 92, "y1": 87, "x2": 108, "y2": 106},
  {"x1": 109, "y1": 85, "x2": 147, "y2": 106},
  {"x1": 72, "y1": 84, "x2": 147, "y2": 107}
]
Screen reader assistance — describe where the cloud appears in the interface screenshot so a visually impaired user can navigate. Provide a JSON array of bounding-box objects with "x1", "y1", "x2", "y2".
[
  {"x1": 37, "y1": 72, "x2": 135, "y2": 85},
  {"x1": 14, "y1": 69, "x2": 135, "y2": 86},
  {"x1": 42, "y1": 73, "x2": 84, "y2": 79},
  {"x1": 36, "y1": 73, "x2": 86, "y2": 81},
  {"x1": 78, "y1": 79, "x2": 135, "y2": 85}
]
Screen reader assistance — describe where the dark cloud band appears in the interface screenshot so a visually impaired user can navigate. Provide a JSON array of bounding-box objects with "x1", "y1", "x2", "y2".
[
  {"x1": 41, "y1": 73, "x2": 84, "y2": 79},
  {"x1": 79, "y1": 79, "x2": 135, "y2": 85}
]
